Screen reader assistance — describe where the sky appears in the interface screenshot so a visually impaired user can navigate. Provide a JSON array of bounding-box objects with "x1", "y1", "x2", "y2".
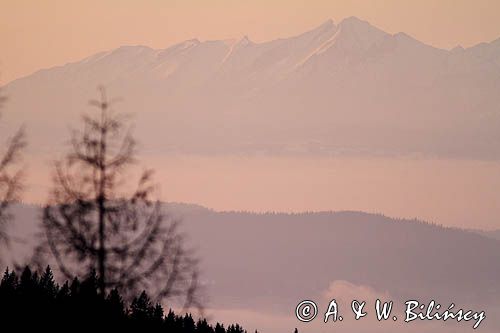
[
  {"x1": 1, "y1": 0, "x2": 500, "y2": 83},
  {"x1": 2, "y1": 0, "x2": 500, "y2": 231}
]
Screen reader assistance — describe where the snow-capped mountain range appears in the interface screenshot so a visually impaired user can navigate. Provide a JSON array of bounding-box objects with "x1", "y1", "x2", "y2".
[{"x1": 3, "y1": 17, "x2": 500, "y2": 158}]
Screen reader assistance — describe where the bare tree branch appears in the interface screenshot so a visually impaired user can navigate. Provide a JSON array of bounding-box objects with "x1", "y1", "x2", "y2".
[
  {"x1": 35, "y1": 87, "x2": 202, "y2": 311},
  {"x1": 0, "y1": 89, "x2": 26, "y2": 249}
]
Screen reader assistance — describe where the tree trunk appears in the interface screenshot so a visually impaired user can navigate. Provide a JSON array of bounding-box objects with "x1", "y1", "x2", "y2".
[{"x1": 97, "y1": 103, "x2": 107, "y2": 296}]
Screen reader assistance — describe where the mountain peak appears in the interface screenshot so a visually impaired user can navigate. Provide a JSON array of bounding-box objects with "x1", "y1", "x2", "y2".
[
  {"x1": 331, "y1": 16, "x2": 387, "y2": 49},
  {"x1": 319, "y1": 18, "x2": 334, "y2": 29},
  {"x1": 339, "y1": 16, "x2": 379, "y2": 31},
  {"x1": 185, "y1": 38, "x2": 201, "y2": 46},
  {"x1": 236, "y1": 35, "x2": 253, "y2": 47},
  {"x1": 451, "y1": 45, "x2": 465, "y2": 53},
  {"x1": 306, "y1": 18, "x2": 336, "y2": 36}
]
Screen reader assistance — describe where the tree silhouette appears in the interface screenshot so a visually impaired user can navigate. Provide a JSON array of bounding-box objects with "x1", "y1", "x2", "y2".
[
  {"x1": 35, "y1": 87, "x2": 201, "y2": 309},
  {"x1": 215, "y1": 323, "x2": 226, "y2": 333},
  {"x1": 131, "y1": 290, "x2": 154, "y2": 321},
  {"x1": 0, "y1": 265, "x2": 242, "y2": 331},
  {"x1": 0, "y1": 87, "x2": 26, "y2": 250}
]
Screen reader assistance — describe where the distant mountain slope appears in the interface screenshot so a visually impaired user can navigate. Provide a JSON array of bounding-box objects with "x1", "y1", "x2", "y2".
[
  {"x1": 473, "y1": 229, "x2": 500, "y2": 241},
  {"x1": 5, "y1": 203, "x2": 500, "y2": 314},
  {"x1": 3, "y1": 17, "x2": 500, "y2": 158}
]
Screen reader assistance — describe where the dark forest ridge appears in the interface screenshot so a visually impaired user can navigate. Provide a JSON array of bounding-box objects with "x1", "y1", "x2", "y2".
[{"x1": 0, "y1": 265, "x2": 246, "y2": 332}]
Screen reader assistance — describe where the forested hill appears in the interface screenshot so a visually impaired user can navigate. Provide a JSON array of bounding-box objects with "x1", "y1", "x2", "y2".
[{"x1": 6, "y1": 202, "x2": 500, "y2": 312}]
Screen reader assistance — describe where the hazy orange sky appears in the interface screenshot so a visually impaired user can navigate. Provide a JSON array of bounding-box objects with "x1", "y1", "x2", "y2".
[{"x1": 1, "y1": 0, "x2": 500, "y2": 83}]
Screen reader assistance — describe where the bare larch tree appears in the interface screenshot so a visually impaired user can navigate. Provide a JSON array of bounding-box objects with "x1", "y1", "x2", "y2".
[
  {"x1": 36, "y1": 88, "x2": 202, "y2": 310},
  {"x1": 0, "y1": 89, "x2": 26, "y2": 248}
]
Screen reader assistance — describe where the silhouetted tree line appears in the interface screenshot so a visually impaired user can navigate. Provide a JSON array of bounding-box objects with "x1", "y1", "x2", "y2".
[{"x1": 0, "y1": 265, "x2": 245, "y2": 332}]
